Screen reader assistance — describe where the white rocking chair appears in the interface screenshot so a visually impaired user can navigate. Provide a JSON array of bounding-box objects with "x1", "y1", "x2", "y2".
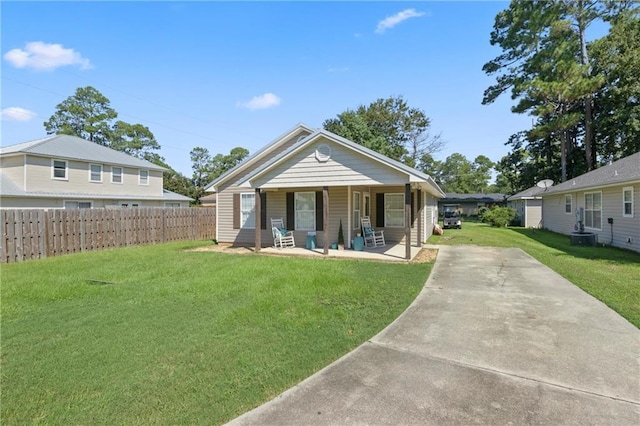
[
  {"x1": 271, "y1": 218, "x2": 295, "y2": 248},
  {"x1": 361, "y1": 216, "x2": 385, "y2": 247}
]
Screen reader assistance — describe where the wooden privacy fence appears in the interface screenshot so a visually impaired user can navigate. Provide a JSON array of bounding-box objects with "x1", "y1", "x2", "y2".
[{"x1": 1, "y1": 208, "x2": 216, "y2": 263}]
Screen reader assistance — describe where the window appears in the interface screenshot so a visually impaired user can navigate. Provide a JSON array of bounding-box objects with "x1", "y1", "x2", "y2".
[
  {"x1": 139, "y1": 170, "x2": 149, "y2": 185},
  {"x1": 584, "y1": 192, "x2": 602, "y2": 230},
  {"x1": 384, "y1": 193, "x2": 404, "y2": 227},
  {"x1": 89, "y1": 164, "x2": 102, "y2": 182},
  {"x1": 112, "y1": 167, "x2": 123, "y2": 183},
  {"x1": 52, "y1": 159, "x2": 67, "y2": 180},
  {"x1": 64, "y1": 201, "x2": 92, "y2": 209},
  {"x1": 120, "y1": 202, "x2": 140, "y2": 207},
  {"x1": 165, "y1": 202, "x2": 181, "y2": 208},
  {"x1": 623, "y1": 187, "x2": 634, "y2": 218},
  {"x1": 240, "y1": 193, "x2": 255, "y2": 228},
  {"x1": 295, "y1": 192, "x2": 315, "y2": 230},
  {"x1": 353, "y1": 192, "x2": 361, "y2": 230},
  {"x1": 565, "y1": 195, "x2": 572, "y2": 214}
]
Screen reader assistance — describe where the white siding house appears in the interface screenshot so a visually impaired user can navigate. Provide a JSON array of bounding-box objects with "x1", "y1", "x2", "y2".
[
  {"x1": 204, "y1": 124, "x2": 445, "y2": 259},
  {"x1": 541, "y1": 152, "x2": 640, "y2": 253},
  {"x1": 0, "y1": 135, "x2": 192, "y2": 208}
]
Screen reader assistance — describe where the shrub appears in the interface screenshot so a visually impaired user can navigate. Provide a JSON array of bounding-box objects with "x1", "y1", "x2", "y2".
[
  {"x1": 482, "y1": 206, "x2": 517, "y2": 227},
  {"x1": 477, "y1": 206, "x2": 489, "y2": 220}
]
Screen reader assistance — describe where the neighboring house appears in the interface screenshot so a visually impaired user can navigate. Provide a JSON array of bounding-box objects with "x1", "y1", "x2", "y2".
[
  {"x1": 507, "y1": 186, "x2": 546, "y2": 228},
  {"x1": 204, "y1": 123, "x2": 445, "y2": 259},
  {"x1": 541, "y1": 152, "x2": 639, "y2": 252},
  {"x1": 199, "y1": 193, "x2": 217, "y2": 207},
  {"x1": 438, "y1": 193, "x2": 506, "y2": 216},
  {"x1": 0, "y1": 135, "x2": 192, "y2": 209}
]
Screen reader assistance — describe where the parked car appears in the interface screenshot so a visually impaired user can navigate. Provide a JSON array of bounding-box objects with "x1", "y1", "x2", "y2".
[{"x1": 443, "y1": 211, "x2": 462, "y2": 229}]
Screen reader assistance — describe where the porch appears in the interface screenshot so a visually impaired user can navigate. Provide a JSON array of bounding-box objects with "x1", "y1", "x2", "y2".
[{"x1": 259, "y1": 242, "x2": 426, "y2": 262}]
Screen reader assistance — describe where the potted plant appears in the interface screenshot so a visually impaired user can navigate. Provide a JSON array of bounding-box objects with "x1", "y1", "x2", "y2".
[{"x1": 337, "y1": 219, "x2": 345, "y2": 250}]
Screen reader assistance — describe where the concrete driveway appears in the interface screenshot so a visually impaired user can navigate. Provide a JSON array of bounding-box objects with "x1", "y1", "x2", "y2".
[{"x1": 229, "y1": 246, "x2": 640, "y2": 425}]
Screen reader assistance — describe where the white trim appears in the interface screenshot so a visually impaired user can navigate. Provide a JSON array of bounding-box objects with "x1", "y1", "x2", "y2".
[
  {"x1": 584, "y1": 191, "x2": 602, "y2": 231},
  {"x1": 89, "y1": 163, "x2": 103, "y2": 183},
  {"x1": 139, "y1": 169, "x2": 149, "y2": 185},
  {"x1": 240, "y1": 192, "x2": 255, "y2": 229},
  {"x1": 111, "y1": 166, "x2": 123, "y2": 184},
  {"x1": 164, "y1": 202, "x2": 181, "y2": 208},
  {"x1": 64, "y1": 200, "x2": 92, "y2": 209},
  {"x1": 294, "y1": 191, "x2": 315, "y2": 231},
  {"x1": 353, "y1": 191, "x2": 361, "y2": 230},
  {"x1": 51, "y1": 158, "x2": 68, "y2": 181},
  {"x1": 564, "y1": 194, "x2": 572, "y2": 214},
  {"x1": 384, "y1": 193, "x2": 405, "y2": 228},
  {"x1": 622, "y1": 186, "x2": 634, "y2": 218}
]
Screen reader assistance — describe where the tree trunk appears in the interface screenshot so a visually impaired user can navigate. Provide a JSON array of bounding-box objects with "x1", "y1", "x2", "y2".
[{"x1": 578, "y1": 0, "x2": 595, "y2": 171}]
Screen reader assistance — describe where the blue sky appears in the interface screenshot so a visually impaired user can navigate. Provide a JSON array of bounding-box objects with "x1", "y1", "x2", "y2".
[{"x1": 1, "y1": 1, "x2": 534, "y2": 177}]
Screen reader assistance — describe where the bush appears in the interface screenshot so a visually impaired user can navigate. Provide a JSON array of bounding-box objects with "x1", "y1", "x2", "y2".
[
  {"x1": 482, "y1": 206, "x2": 517, "y2": 227},
  {"x1": 477, "y1": 206, "x2": 489, "y2": 221}
]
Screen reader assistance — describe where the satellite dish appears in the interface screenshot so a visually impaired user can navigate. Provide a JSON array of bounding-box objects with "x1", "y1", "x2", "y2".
[{"x1": 536, "y1": 179, "x2": 554, "y2": 189}]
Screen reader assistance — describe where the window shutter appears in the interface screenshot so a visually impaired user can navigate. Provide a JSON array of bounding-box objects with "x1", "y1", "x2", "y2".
[
  {"x1": 315, "y1": 191, "x2": 324, "y2": 231},
  {"x1": 376, "y1": 193, "x2": 384, "y2": 227},
  {"x1": 261, "y1": 193, "x2": 267, "y2": 230},
  {"x1": 233, "y1": 193, "x2": 240, "y2": 229},
  {"x1": 286, "y1": 192, "x2": 294, "y2": 230}
]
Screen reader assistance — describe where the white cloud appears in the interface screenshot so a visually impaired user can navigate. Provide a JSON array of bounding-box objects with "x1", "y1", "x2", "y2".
[
  {"x1": 375, "y1": 9, "x2": 426, "y2": 34},
  {"x1": 236, "y1": 93, "x2": 281, "y2": 110},
  {"x1": 3, "y1": 41, "x2": 92, "y2": 71},
  {"x1": 1, "y1": 107, "x2": 37, "y2": 122}
]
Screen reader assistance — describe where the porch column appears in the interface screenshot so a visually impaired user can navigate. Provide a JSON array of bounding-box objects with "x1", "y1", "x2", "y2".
[
  {"x1": 417, "y1": 189, "x2": 422, "y2": 246},
  {"x1": 254, "y1": 188, "x2": 261, "y2": 252},
  {"x1": 323, "y1": 186, "x2": 329, "y2": 255},
  {"x1": 405, "y1": 183, "x2": 411, "y2": 260}
]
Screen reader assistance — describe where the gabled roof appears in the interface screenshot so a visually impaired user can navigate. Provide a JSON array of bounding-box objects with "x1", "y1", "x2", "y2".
[
  {"x1": 0, "y1": 135, "x2": 166, "y2": 171},
  {"x1": 235, "y1": 127, "x2": 446, "y2": 197},
  {"x1": 544, "y1": 152, "x2": 640, "y2": 195},
  {"x1": 440, "y1": 193, "x2": 507, "y2": 202},
  {"x1": 204, "y1": 123, "x2": 314, "y2": 192},
  {"x1": 507, "y1": 185, "x2": 547, "y2": 201}
]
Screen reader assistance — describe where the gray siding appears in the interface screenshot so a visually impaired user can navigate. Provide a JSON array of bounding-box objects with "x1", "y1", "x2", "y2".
[
  {"x1": 24, "y1": 155, "x2": 163, "y2": 197},
  {"x1": 525, "y1": 199, "x2": 543, "y2": 228},
  {"x1": 0, "y1": 197, "x2": 181, "y2": 209},
  {"x1": 543, "y1": 184, "x2": 639, "y2": 252},
  {"x1": 253, "y1": 138, "x2": 408, "y2": 188},
  {"x1": 1, "y1": 155, "x2": 24, "y2": 189}
]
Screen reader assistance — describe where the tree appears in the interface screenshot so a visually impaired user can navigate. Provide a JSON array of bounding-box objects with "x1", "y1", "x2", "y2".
[
  {"x1": 482, "y1": 0, "x2": 630, "y2": 180},
  {"x1": 110, "y1": 121, "x2": 161, "y2": 161},
  {"x1": 44, "y1": 86, "x2": 164, "y2": 163},
  {"x1": 323, "y1": 96, "x2": 444, "y2": 168},
  {"x1": 425, "y1": 153, "x2": 495, "y2": 193},
  {"x1": 190, "y1": 146, "x2": 249, "y2": 203},
  {"x1": 590, "y1": 10, "x2": 640, "y2": 161},
  {"x1": 44, "y1": 86, "x2": 116, "y2": 145}
]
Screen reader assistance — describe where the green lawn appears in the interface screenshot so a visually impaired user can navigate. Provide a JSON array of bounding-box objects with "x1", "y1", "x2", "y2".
[
  {"x1": 1, "y1": 241, "x2": 432, "y2": 425},
  {"x1": 429, "y1": 221, "x2": 640, "y2": 328}
]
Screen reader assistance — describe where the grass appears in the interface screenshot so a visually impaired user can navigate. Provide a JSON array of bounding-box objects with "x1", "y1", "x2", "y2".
[
  {"x1": 1, "y1": 241, "x2": 433, "y2": 425},
  {"x1": 429, "y1": 221, "x2": 640, "y2": 328}
]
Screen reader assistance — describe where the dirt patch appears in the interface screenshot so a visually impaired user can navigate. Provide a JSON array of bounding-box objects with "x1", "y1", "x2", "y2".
[
  {"x1": 411, "y1": 248, "x2": 438, "y2": 263},
  {"x1": 188, "y1": 243, "x2": 255, "y2": 254}
]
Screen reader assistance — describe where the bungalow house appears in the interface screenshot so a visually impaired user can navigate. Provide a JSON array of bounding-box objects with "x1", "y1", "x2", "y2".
[
  {"x1": 541, "y1": 152, "x2": 639, "y2": 252},
  {"x1": 0, "y1": 135, "x2": 192, "y2": 209},
  {"x1": 438, "y1": 193, "x2": 507, "y2": 217},
  {"x1": 507, "y1": 185, "x2": 546, "y2": 228},
  {"x1": 204, "y1": 124, "x2": 445, "y2": 259}
]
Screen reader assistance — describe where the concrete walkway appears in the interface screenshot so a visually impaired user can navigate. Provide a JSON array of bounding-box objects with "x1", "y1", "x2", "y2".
[{"x1": 228, "y1": 246, "x2": 640, "y2": 425}]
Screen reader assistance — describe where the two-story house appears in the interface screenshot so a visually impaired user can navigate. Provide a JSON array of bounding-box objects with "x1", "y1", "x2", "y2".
[{"x1": 0, "y1": 134, "x2": 192, "y2": 209}]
